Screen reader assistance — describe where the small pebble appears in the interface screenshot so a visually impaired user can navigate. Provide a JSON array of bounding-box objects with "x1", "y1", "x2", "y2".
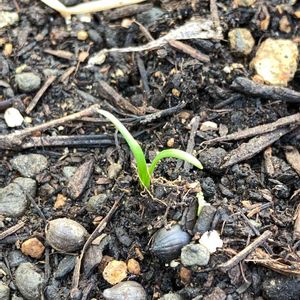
[
  {"x1": 103, "y1": 281, "x2": 147, "y2": 300},
  {"x1": 7, "y1": 250, "x2": 29, "y2": 268},
  {"x1": 15, "y1": 72, "x2": 41, "y2": 92},
  {"x1": 102, "y1": 260, "x2": 127, "y2": 285},
  {"x1": 250, "y1": 38, "x2": 298, "y2": 86},
  {"x1": 0, "y1": 11, "x2": 19, "y2": 29},
  {"x1": 228, "y1": 28, "x2": 255, "y2": 55},
  {"x1": 77, "y1": 30, "x2": 88, "y2": 41},
  {"x1": 21, "y1": 238, "x2": 45, "y2": 259},
  {"x1": 15, "y1": 263, "x2": 44, "y2": 300},
  {"x1": 86, "y1": 193, "x2": 108, "y2": 213},
  {"x1": 11, "y1": 154, "x2": 48, "y2": 177},
  {"x1": 198, "y1": 147, "x2": 227, "y2": 175},
  {"x1": 54, "y1": 194, "x2": 67, "y2": 209},
  {"x1": 200, "y1": 121, "x2": 218, "y2": 132},
  {"x1": 167, "y1": 138, "x2": 175, "y2": 147},
  {"x1": 179, "y1": 266, "x2": 192, "y2": 285},
  {"x1": 87, "y1": 29, "x2": 103, "y2": 44},
  {"x1": 3, "y1": 43, "x2": 13, "y2": 56},
  {"x1": 233, "y1": 0, "x2": 256, "y2": 7},
  {"x1": 181, "y1": 243, "x2": 210, "y2": 266},
  {"x1": 4, "y1": 107, "x2": 24, "y2": 128},
  {"x1": 63, "y1": 166, "x2": 77, "y2": 179},
  {"x1": 54, "y1": 255, "x2": 76, "y2": 279},
  {"x1": 107, "y1": 163, "x2": 122, "y2": 179},
  {"x1": 0, "y1": 282, "x2": 10, "y2": 300},
  {"x1": 193, "y1": 205, "x2": 216, "y2": 234},
  {"x1": 0, "y1": 183, "x2": 28, "y2": 217},
  {"x1": 127, "y1": 258, "x2": 141, "y2": 275},
  {"x1": 199, "y1": 230, "x2": 223, "y2": 254},
  {"x1": 160, "y1": 293, "x2": 183, "y2": 300}
]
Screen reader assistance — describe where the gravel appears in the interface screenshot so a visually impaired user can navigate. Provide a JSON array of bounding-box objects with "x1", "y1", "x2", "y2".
[
  {"x1": 0, "y1": 282, "x2": 10, "y2": 300},
  {"x1": 0, "y1": 11, "x2": 19, "y2": 29},
  {"x1": 15, "y1": 72, "x2": 41, "y2": 92},
  {"x1": 15, "y1": 263, "x2": 44, "y2": 300},
  {"x1": 181, "y1": 244, "x2": 210, "y2": 267},
  {"x1": 11, "y1": 154, "x2": 48, "y2": 177},
  {"x1": 0, "y1": 183, "x2": 28, "y2": 217}
]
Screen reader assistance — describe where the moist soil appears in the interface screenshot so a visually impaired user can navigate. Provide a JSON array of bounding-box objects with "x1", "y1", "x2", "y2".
[{"x1": 0, "y1": 1, "x2": 300, "y2": 299}]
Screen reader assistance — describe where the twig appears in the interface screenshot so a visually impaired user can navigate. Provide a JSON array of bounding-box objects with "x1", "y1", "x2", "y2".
[
  {"x1": 40, "y1": 0, "x2": 146, "y2": 20},
  {"x1": 231, "y1": 77, "x2": 300, "y2": 103},
  {"x1": 105, "y1": 3, "x2": 153, "y2": 21},
  {"x1": 70, "y1": 197, "x2": 121, "y2": 299},
  {"x1": 44, "y1": 48, "x2": 74, "y2": 60},
  {"x1": 0, "y1": 104, "x2": 99, "y2": 149},
  {"x1": 210, "y1": 0, "x2": 221, "y2": 30},
  {"x1": 206, "y1": 112, "x2": 300, "y2": 144},
  {"x1": 221, "y1": 127, "x2": 294, "y2": 168},
  {"x1": 218, "y1": 230, "x2": 272, "y2": 272},
  {"x1": 0, "y1": 221, "x2": 25, "y2": 241},
  {"x1": 98, "y1": 80, "x2": 146, "y2": 115},
  {"x1": 136, "y1": 54, "x2": 150, "y2": 95},
  {"x1": 0, "y1": 96, "x2": 25, "y2": 112},
  {"x1": 168, "y1": 40, "x2": 210, "y2": 63},
  {"x1": 26, "y1": 75, "x2": 56, "y2": 114}
]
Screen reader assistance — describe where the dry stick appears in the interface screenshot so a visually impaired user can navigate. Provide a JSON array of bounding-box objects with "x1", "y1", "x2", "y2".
[
  {"x1": 0, "y1": 96, "x2": 24, "y2": 112},
  {"x1": 210, "y1": 0, "x2": 221, "y2": 30},
  {"x1": 231, "y1": 77, "x2": 300, "y2": 103},
  {"x1": 218, "y1": 230, "x2": 272, "y2": 272},
  {"x1": 26, "y1": 75, "x2": 56, "y2": 114},
  {"x1": 168, "y1": 40, "x2": 210, "y2": 63},
  {"x1": 44, "y1": 48, "x2": 74, "y2": 60},
  {"x1": 40, "y1": 0, "x2": 146, "y2": 19},
  {"x1": 0, "y1": 104, "x2": 100, "y2": 149},
  {"x1": 184, "y1": 116, "x2": 201, "y2": 171},
  {"x1": 105, "y1": 2, "x2": 153, "y2": 20},
  {"x1": 136, "y1": 54, "x2": 150, "y2": 95},
  {"x1": 206, "y1": 112, "x2": 300, "y2": 144},
  {"x1": 70, "y1": 198, "x2": 121, "y2": 299},
  {"x1": 21, "y1": 135, "x2": 115, "y2": 149},
  {"x1": 0, "y1": 221, "x2": 25, "y2": 241},
  {"x1": 98, "y1": 80, "x2": 145, "y2": 115},
  {"x1": 221, "y1": 127, "x2": 294, "y2": 168}
]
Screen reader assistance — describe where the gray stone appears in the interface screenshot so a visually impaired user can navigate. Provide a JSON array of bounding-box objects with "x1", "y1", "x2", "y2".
[
  {"x1": 228, "y1": 28, "x2": 255, "y2": 55},
  {"x1": 0, "y1": 12, "x2": 19, "y2": 29},
  {"x1": 159, "y1": 293, "x2": 183, "y2": 300},
  {"x1": 7, "y1": 250, "x2": 30, "y2": 268},
  {"x1": 201, "y1": 177, "x2": 216, "y2": 198},
  {"x1": 0, "y1": 282, "x2": 10, "y2": 300},
  {"x1": 60, "y1": 0, "x2": 80, "y2": 6},
  {"x1": 62, "y1": 166, "x2": 77, "y2": 179},
  {"x1": 88, "y1": 29, "x2": 103, "y2": 44},
  {"x1": 193, "y1": 205, "x2": 217, "y2": 234},
  {"x1": 13, "y1": 177, "x2": 36, "y2": 197},
  {"x1": 54, "y1": 256, "x2": 76, "y2": 279},
  {"x1": 198, "y1": 147, "x2": 227, "y2": 174},
  {"x1": 263, "y1": 276, "x2": 300, "y2": 300},
  {"x1": 15, "y1": 73, "x2": 41, "y2": 92},
  {"x1": 86, "y1": 194, "x2": 108, "y2": 213},
  {"x1": 0, "y1": 183, "x2": 28, "y2": 217},
  {"x1": 11, "y1": 154, "x2": 48, "y2": 177},
  {"x1": 15, "y1": 263, "x2": 44, "y2": 300},
  {"x1": 137, "y1": 8, "x2": 165, "y2": 26},
  {"x1": 181, "y1": 244, "x2": 210, "y2": 267},
  {"x1": 107, "y1": 163, "x2": 122, "y2": 179}
]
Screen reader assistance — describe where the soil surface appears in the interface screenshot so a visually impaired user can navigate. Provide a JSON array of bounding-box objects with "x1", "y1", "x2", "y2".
[{"x1": 0, "y1": 0, "x2": 300, "y2": 300}]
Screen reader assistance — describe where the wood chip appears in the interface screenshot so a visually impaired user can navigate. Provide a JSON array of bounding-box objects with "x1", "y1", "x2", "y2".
[
  {"x1": 44, "y1": 48, "x2": 75, "y2": 60},
  {"x1": 284, "y1": 146, "x2": 300, "y2": 177},
  {"x1": 221, "y1": 127, "x2": 293, "y2": 168},
  {"x1": 67, "y1": 159, "x2": 94, "y2": 199}
]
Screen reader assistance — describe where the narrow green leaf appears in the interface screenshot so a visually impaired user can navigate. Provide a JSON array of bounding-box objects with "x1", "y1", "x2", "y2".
[
  {"x1": 148, "y1": 149, "x2": 203, "y2": 177},
  {"x1": 97, "y1": 109, "x2": 150, "y2": 189}
]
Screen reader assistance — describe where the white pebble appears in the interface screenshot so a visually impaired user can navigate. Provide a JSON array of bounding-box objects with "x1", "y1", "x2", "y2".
[
  {"x1": 199, "y1": 230, "x2": 223, "y2": 254},
  {"x1": 200, "y1": 121, "x2": 218, "y2": 132},
  {"x1": 4, "y1": 107, "x2": 24, "y2": 127}
]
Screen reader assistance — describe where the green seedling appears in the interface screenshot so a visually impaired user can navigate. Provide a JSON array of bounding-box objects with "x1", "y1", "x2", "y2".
[{"x1": 98, "y1": 109, "x2": 203, "y2": 189}]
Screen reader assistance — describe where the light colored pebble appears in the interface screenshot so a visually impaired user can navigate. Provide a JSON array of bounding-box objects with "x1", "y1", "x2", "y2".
[{"x1": 4, "y1": 107, "x2": 24, "y2": 128}]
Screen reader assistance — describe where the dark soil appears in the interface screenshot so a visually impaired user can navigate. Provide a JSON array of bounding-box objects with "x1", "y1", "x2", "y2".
[{"x1": 0, "y1": 0, "x2": 300, "y2": 299}]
